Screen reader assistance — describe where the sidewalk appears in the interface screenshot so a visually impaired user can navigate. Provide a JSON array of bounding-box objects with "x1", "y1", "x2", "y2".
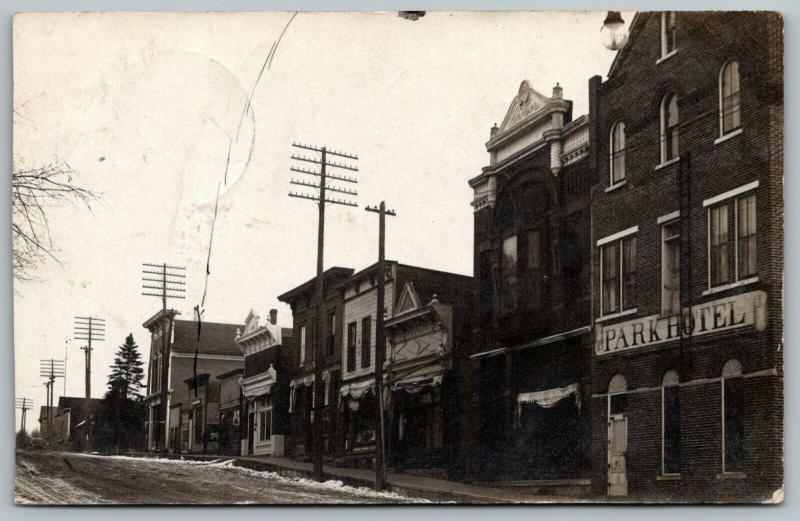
[{"x1": 230, "y1": 454, "x2": 590, "y2": 503}]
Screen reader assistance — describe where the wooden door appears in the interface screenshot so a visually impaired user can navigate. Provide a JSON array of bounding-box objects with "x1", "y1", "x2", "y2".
[{"x1": 608, "y1": 414, "x2": 628, "y2": 496}]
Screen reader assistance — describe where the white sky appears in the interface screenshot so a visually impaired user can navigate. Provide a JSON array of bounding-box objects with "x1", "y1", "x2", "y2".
[{"x1": 12, "y1": 11, "x2": 628, "y2": 430}]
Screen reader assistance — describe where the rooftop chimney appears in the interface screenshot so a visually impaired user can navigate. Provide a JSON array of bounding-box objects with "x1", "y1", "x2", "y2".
[{"x1": 269, "y1": 309, "x2": 278, "y2": 325}]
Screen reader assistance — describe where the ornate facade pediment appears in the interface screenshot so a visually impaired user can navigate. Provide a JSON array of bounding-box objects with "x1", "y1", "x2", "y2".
[
  {"x1": 395, "y1": 282, "x2": 422, "y2": 316},
  {"x1": 498, "y1": 80, "x2": 552, "y2": 133}
]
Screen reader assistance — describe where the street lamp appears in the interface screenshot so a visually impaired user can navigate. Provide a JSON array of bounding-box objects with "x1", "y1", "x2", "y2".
[{"x1": 600, "y1": 11, "x2": 629, "y2": 50}]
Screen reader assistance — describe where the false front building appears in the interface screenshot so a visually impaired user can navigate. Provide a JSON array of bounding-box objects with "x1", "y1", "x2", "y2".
[
  {"x1": 338, "y1": 262, "x2": 471, "y2": 478},
  {"x1": 466, "y1": 81, "x2": 593, "y2": 489},
  {"x1": 278, "y1": 267, "x2": 354, "y2": 461},
  {"x1": 143, "y1": 311, "x2": 243, "y2": 453},
  {"x1": 236, "y1": 308, "x2": 294, "y2": 457},
  {"x1": 588, "y1": 12, "x2": 782, "y2": 500}
]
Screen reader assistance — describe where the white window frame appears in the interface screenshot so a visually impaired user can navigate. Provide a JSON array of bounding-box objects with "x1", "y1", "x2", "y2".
[
  {"x1": 718, "y1": 59, "x2": 742, "y2": 138},
  {"x1": 598, "y1": 227, "x2": 638, "y2": 318},
  {"x1": 704, "y1": 183, "x2": 759, "y2": 291},
  {"x1": 661, "y1": 219, "x2": 681, "y2": 316},
  {"x1": 258, "y1": 404, "x2": 273, "y2": 443},
  {"x1": 660, "y1": 11, "x2": 677, "y2": 60},
  {"x1": 660, "y1": 93, "x2": 679, "y2": 165},
  {"x1": 609, "y1": 121, "x2": 626, "y2": 186}
]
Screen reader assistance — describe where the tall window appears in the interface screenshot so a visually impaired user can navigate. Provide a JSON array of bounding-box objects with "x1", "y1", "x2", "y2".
[
  {"x1": 610, "y1": 121, "x2": 626, "y2": 184},
  {"x1": 501, "y1": 235, "x2": 518, "y2": 312},
  {"x1": 326, "y1": 312, "x2": 336, "y2": 357},
  {"x1": 601, "y1": 242, "x2": 619, "y2": 315},
  {"x1": 722, "y1": 360, "x2": 744, "y2": 473},
  {"x1": 661, "y1": 11, "x2": 677, "y2": 56},
  {"x1": 259, "y1": 408, "x2": 272, "y2": 442},
  {"x1": 479, "y1": 250, "x2": 493, "y2": 325},
  {"x1": 709, "y1": 204, "x2": 730, "y2": 286},
  {"x1": 346, "y1": 322, "x2": 357, "y2": 372},
  {"x1": 361, "y1": 316, "x2": 372, "y2": 368},
  {"x1": 661, "y1": 93, "x2": 679, "y2": 162},
  {"x1": 608, "y1": 374, "x2": 628, "y2": 415},
  {"x1": 662, "y1": 371, "x2": 681, "y2": 475},
  {"x1": 662, "y1": 221, "x2": 681, "y2": 314},
  {"x1": 526, "y1": 230, "x2": 542, "y2": 307},
  {"x1": 601, "y1": 234, "x2": 637, "y2": 315},
  {"x1": 737, "y1": 194, "x2": 757, "y2": 279},
  {"x1": 622, "y1": 237, "x2": 637, "y2": 310},
  {"x1": 720, "y1": 60, "x2": 741, "y2": 135},
  {"x1": 299, "y1": 325, "x2": 306, "y2": 365}
]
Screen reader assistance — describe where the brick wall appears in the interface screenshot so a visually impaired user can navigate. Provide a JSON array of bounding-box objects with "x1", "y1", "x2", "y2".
[{"x1": 589, "y1": 11, "x2": 783, "y2": 501}]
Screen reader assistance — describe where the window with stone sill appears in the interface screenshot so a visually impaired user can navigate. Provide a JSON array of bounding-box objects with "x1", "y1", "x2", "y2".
[
  {"x1": 719, "y1": 60, "x2": 742, "y2": 136},
  {"x1": 661, "y1": 12, "x2": 677, "y2": 57}
]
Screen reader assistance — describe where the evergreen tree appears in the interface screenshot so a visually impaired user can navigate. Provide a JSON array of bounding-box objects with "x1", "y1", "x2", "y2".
[{"x1": 108, "y1": 333, "x2": 145, "y2": 400}]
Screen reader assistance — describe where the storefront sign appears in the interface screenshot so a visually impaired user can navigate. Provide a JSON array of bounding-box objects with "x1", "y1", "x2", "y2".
[{"x1": 595, "y1": 290, "x2": 767, "y2": 356}]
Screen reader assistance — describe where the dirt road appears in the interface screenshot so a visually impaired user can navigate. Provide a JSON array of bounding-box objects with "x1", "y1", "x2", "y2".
[{"x1": 15, "y1": 451, "x2": 426, "y2": 505}]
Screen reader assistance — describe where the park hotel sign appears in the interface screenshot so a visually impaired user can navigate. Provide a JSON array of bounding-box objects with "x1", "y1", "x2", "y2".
[{"x1": 595, "y1": 290, "x2": 767, "y2": 356}]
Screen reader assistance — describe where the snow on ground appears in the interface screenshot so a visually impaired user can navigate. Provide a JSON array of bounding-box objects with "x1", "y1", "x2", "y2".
[{"x1": 73, "y1": 453, "x2": 430, "y2": 503}]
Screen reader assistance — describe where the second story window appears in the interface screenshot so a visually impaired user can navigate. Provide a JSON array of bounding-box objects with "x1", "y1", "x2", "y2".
[
  {"x1": 360, "y1": 316, "x2": 372, "y2": 368},
  {"x1": 709, "y1": 203, "x2": 730, "y2": 287},
  {"x1": 298, "y1": 325, "x2": 306, "y2": 365},
  {"x1": 660, "y1": 93, "x2": 679, "y2": 163},
  {"x1": 610, "y1": 121, "x2": 626, "y2": 184},
  {"x1": 326, "y1": 312, "x2": 336, "y2": 357},
  {"x1": 600, "y1": 233, "x2": 637, "y2": 316},
  {"x1": 720, "y1": 60, "x2": 742, "y2": 136},
  {"x1": 346, "y1": 322, "x2": 357, "y2": 372},
  {"x1": 661, "y1": 221, "x2": 681, "y2": 315},
  {"x1": 737, "y1": 193, "x2": 757, "y2": 279},
  {"x1": 526, "y1": 230, "x2": 542, "y2": 307},
  {"x1": 501, "y1": 235, "x2": 518, "y2": 313},
  {"x1": 661, "y1": 11, "x2": 677, "y2": 57}
]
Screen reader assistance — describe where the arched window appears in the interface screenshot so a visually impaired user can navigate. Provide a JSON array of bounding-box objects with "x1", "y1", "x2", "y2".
[
  {"x1": 660, "y1": 93, "x2": 679, "y2": 163},
  {"x1": 661, "y1": 12, "x2": 677, "y2": 57},
  {"x1": 720, "y1": 60, "x2": 741, "y2": 135},
  {"x1": 721, "y1": 359, "x2": 744, "y2": 473},
  {"x1": 610, "y1": 122, "x2": 626, "y2": 184},
  {"x1": 661, "y1": 370, "x2": 681, "y2": 475},
  {"x1": 608, "y1": 374, "x2": 627, "y2": 415}
]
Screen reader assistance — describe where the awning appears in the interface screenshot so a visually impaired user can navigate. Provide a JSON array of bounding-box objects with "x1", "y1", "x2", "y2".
[
  {"x1": 391, "y1": 360, "x2": 446, "y2": 393},
  {"x1": 340, "y1": 379, "x2": 374, "y2": 400},
  {"x1": 516, "y1": 382, "x2": 582, "y2": 419},
  {"x1": 241, "y1": 366, "x2": 277, "y2": 400}
]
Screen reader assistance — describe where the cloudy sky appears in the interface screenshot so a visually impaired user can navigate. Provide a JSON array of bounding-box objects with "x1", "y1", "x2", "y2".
[{"x1": 13, "y1": 10, "x2": 628, "y2": 428}]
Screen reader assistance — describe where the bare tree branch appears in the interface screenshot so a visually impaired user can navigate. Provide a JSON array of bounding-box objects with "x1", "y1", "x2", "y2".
[{"x1": 11, "y1": 163, "x2": 97, "y2": 281}]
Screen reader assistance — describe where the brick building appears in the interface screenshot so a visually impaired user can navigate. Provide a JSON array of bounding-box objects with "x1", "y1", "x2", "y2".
[
  {"x1": 337, "y1": 261, "x2": 471, "y2": 476},
  {"x1": 588, "y1": 12, "x2": 782, "y2": 500},
  {"x1": 278, "y1": 267, "x2": 354, "y2": 460},
  {"x1": 143, "y1": 311, "x2": 243, "y2": 453},
  {"x1": 236, "y1": 308, "x2": 294, "y2": 457},
  {"x1": 216, "y1": 367, "x2": 244, "y2": 456},
  {"x1": 465, "y1": 80, "x2": 593, "y2": 489}
]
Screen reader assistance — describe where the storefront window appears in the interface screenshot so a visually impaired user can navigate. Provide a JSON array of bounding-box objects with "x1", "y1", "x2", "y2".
[{"x1": 662, "y1": 370, "x2": 681, "y2": 475}]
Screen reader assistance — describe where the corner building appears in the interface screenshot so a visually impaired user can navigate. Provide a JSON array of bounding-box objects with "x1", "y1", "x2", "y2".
[{"x1": 588, "y1": 12, "x2": 783, "y2": 500}]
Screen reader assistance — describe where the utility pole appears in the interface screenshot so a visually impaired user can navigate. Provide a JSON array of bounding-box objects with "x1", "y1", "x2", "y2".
[
  {"x1": 365, "y1": 202, "x2": 396, "y2": 491},
  {"x1": 289, "y1": 142, "x2": 359, "y2": 481},
  {"x1": 39, "y1": 359, "x2": 65, "y2": 445},
  {"x1": 74, "y1": 316, "x2": 105, "y2": 400},
  {"x1": 142, "y1": 262, "x2": 186, "y2": 458},
  {"x1": 15, "y1": 398, "x2": 34, "y2": 435}
]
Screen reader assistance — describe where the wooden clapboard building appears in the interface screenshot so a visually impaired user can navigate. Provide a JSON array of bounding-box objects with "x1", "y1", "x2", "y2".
[
  {"x1": 278, "y1": 267, "x2": 354, "y2": 461},
  {"x1": 338, "y1": 261, "x2": 471, "y2": 478},
  {"x1": 465, "y1": 81, "x2": 593, "y2": 490}
]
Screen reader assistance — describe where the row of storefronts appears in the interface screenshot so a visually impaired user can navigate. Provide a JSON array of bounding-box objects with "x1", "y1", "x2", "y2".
[{"x1": 142, "y1": 11, "x2": 782, "y2": 501}]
